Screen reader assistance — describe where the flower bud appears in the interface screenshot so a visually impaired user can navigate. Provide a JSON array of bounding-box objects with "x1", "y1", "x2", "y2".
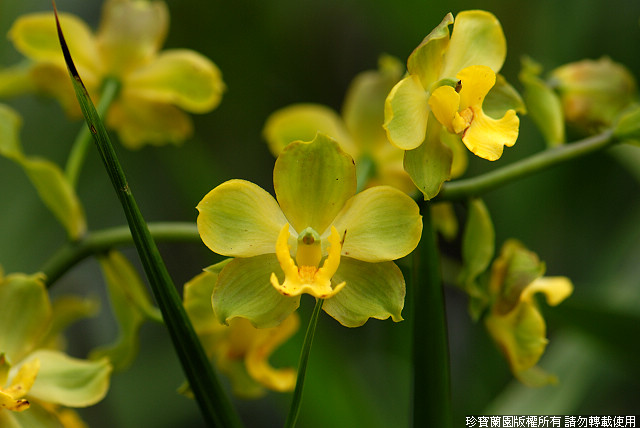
[{"x1": 550, "y1": 57, "x2": 637, "y2": 132}]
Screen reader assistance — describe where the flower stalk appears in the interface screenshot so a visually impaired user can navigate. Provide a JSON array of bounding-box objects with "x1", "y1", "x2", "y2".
[
  {"x1": 436, "y1": 129, "x2": 616, "y2": 201},
  {"x1": 284, "y1": 298, "x2": 325, "y2": 428},
  {"x1": 40, "y1": 222, "x2": 200, "y2": 287}
]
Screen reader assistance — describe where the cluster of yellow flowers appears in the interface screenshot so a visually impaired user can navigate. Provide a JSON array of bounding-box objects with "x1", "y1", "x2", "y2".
[{"x1": 4, "y1": 1, "x2": 634, "y2": 425}]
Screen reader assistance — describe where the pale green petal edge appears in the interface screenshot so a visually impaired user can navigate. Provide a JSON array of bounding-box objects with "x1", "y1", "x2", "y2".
[
  {"x1": 0, "y1": 273, "x2": 51, "y2": 364},
  {"x1": 213, "y1": 254, "x2": 300, "y2": 328},
  {"x1": 126, "y1": 49, "x2": 225, "y2": 114},
  {"x1": 383, "y1": 75, "x2": 430, "y2": 151},
  {"x1": 26, "y1": 349, "x2": 112, "y2": 408},
  {"x1": 331, "y1": 186, "x2": 422, "y2": 262},
  {"x1": 323, "y1": 258, "x2": 406, "y2": 327},
  {"x1": 274, "y1": 133, "x2": 356, "y2": 234},
  {"x1": 262, "y1": 103, "x2": 352, "y2": 157},
  {"x1": 440, "y1": 10, "x2": 507, "y2": 79},
  {"x1": 197, "y1": 179, "x2": 288, "y2": 257}
]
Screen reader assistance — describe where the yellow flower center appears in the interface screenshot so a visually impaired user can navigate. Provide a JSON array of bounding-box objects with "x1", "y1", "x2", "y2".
[
  {"x1": 428, "y1": 64, "x2": 519, "y2": 161},
  {"x1": 0, "y1": 357, "x2": 39, "y2": 412},
  {"x1": 270, "y1": 225, "x2": 346, "y2": 299}
]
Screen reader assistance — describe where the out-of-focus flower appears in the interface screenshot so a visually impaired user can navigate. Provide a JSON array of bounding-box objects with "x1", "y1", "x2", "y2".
[
  {"x1": 183, "y1": 268, "x2": 298, "y2": 398},
  {"x1": 196, "y1": 133, "x2": 422, "y2": 328},
  {"x1": 384, "y1": 10, "x2": 522, "y2": 161},
  {"x1": 263, "y1": 55, "x2": 414, "y2": 194},
  {"x1": 0, "y1": 270, "x2": 111, "y2": 427},
  {"x1": 483, "y1": 240, "x2": 573, "y2": 386},
  {"x1": 550, "y1": 57, "x2": 637, "y2": 134},
  {"x1": 5, "y1": 0, "x2": 225, "y2": 148}
]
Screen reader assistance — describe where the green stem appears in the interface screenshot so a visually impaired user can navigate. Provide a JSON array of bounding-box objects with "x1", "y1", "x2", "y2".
[
  {"x1": 436, "y1": 129, "x2": 616, "y2": 201},
  {"x1": 54, "y1": 11, "x2": 241, "y2": 428},
  {"x1": 40, "y1": 222, "x2": 200, "y2": 287},
  {"x1": 411, "y1": 203, "x2": 451, "y2": 428},
  {"x1": 284, "y1": 298, "x2": 324, "y2": 428},
  {"x1": 65, "y1": 77, "x2": 120, "y2": 188}
]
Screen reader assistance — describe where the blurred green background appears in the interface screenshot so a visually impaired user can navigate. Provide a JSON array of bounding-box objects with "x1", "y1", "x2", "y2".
[{"x1": 1, "y1": 0, "x2": 639, "y2": 427}]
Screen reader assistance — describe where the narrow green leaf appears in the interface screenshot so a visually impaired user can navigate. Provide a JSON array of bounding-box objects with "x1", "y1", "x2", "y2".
[
  {"x1": 53, "y1": 5, "x2": 241, "y2": 427},
  {"x1": 284, "y1": 298, "x2": 324, "y2": 428}
]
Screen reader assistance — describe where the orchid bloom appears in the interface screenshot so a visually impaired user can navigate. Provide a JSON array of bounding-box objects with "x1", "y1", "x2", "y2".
[
  {"x1": 483, "y1": 240, "x2": 573, "y2": 386},
  {"x1": 384, "y1": 10, "x2": 521, "y2": 162},
  {"x1": 6, "y1": 0, "x2": 225, "y2": 148},
  {"x1": 0, "y1": 271, "x2": 111, "y2": 427},
  {"x1": 196, "y1": 133, "x2": 422, "y2": 328}
]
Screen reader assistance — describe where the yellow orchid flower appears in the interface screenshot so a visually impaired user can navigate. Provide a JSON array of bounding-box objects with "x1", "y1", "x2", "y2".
[
  {"x1": 6, "y1": 0, "x2": 225, "y2": 149},
  {"x1": 0, "y1": 271, "x2": 111, "y2": 427},
  {"x1": 383, "y1": 11, "x2": 524, "y2": 198},
  {"x1": 483, "y1": 240, "x2": 573, "y2": 386},
  {"x1": 196, "y1": 134, "x2": 422, "y2": 328}
]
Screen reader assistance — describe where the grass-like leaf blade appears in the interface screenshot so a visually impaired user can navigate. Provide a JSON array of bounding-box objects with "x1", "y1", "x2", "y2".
[{"x1": 52, "y1": 3, "x2": 241, "y2": 427}]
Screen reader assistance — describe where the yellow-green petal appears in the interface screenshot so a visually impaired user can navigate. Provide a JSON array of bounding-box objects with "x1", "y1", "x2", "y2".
[
  {"x1": 343, "y1": 54, "x2": 403, "y2": 151},
  {"x1": 0, "y1": 106, "x2": 84, "y2": 237},
  {"x1": 323, "y1": 258, "x2": 405, "y2": 327},
  {"x1": 0, "y1": 273, "x2": 51, "y2": 363},
  {"x1": 184, "y1": 270, "x2": 225, "y2": 345},
  {"x1": 331, "y1": 186, "x2": 422, "y2": 262},
  {"x1": 263, "y1": 104, "x2": 353, "y2": 157},
  {"x1": 20, "y1": 157, "x2": 87, "y2": 240},
  {"x1": 0, "y1": 104, "x2": 22, "y2": 159},
  {"x1": 26, "y1": 350, "x2": 111, "y2": 408},
  {"x1": 440, "y1": 10, "x2": 506, "y2": 79},
  {"x1": 213, "y1": 255, "x2": 300, "y2": 328},
  {"x1": 383, "y1": 75, "x2": 430, "y2": 150},
  {"x1": 245, "y1": 313, "x2": 298, "y2": 392},
  {"x1": 0, "y1": 64, "x2": 36, "y2": 98},
  {"x1": 197, "y1": 179, "x2": 288, "y2": 258},
  {"x1": 274, "y1": 133, "x2": 356, "y2": 234},
  {"x1": 0, "y1": 400, "x2": 71, "y2": 426},
  {"x1": 106, "y1": 96, "x2": 193, "y2": 148},
  {"x1": 125, "y1": 49, "x2": 225, "y2": 113},
  {"x1": 484, "y1": 300, "x2": 548, "y2": 380},
  {"x1": 91, "y1": 251, "x2": 161, "y2": 371},
  {"x1": 9, "y1": 13, "x2": 100, "y2": 80},
  {"x1": 403, "y1": 113, "x2": 453, "y2": 200},
  {"x1": 407, "y1": 13, "x2": 453, "y2": 89},
  {"x1": 96, "y1": 0, "x2": 169, "y2": 74}
]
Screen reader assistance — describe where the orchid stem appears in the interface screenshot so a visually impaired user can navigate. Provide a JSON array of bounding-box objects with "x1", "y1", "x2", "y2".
[
  {"x1": 285, "y1": 298, "x2": 324, "y2": 428},
  {"x1": 65, "y1": 77, "x2": 120, "y2": 188},
  {"x1": 411, "y1": 203, "x2": 452, "y2": 428},
  {"x1": 436, "y1": 129, "x2": 615, "y2": 201},
  {"x1": 40, "y1": 222, "x2": 201, "y2": 287}
]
